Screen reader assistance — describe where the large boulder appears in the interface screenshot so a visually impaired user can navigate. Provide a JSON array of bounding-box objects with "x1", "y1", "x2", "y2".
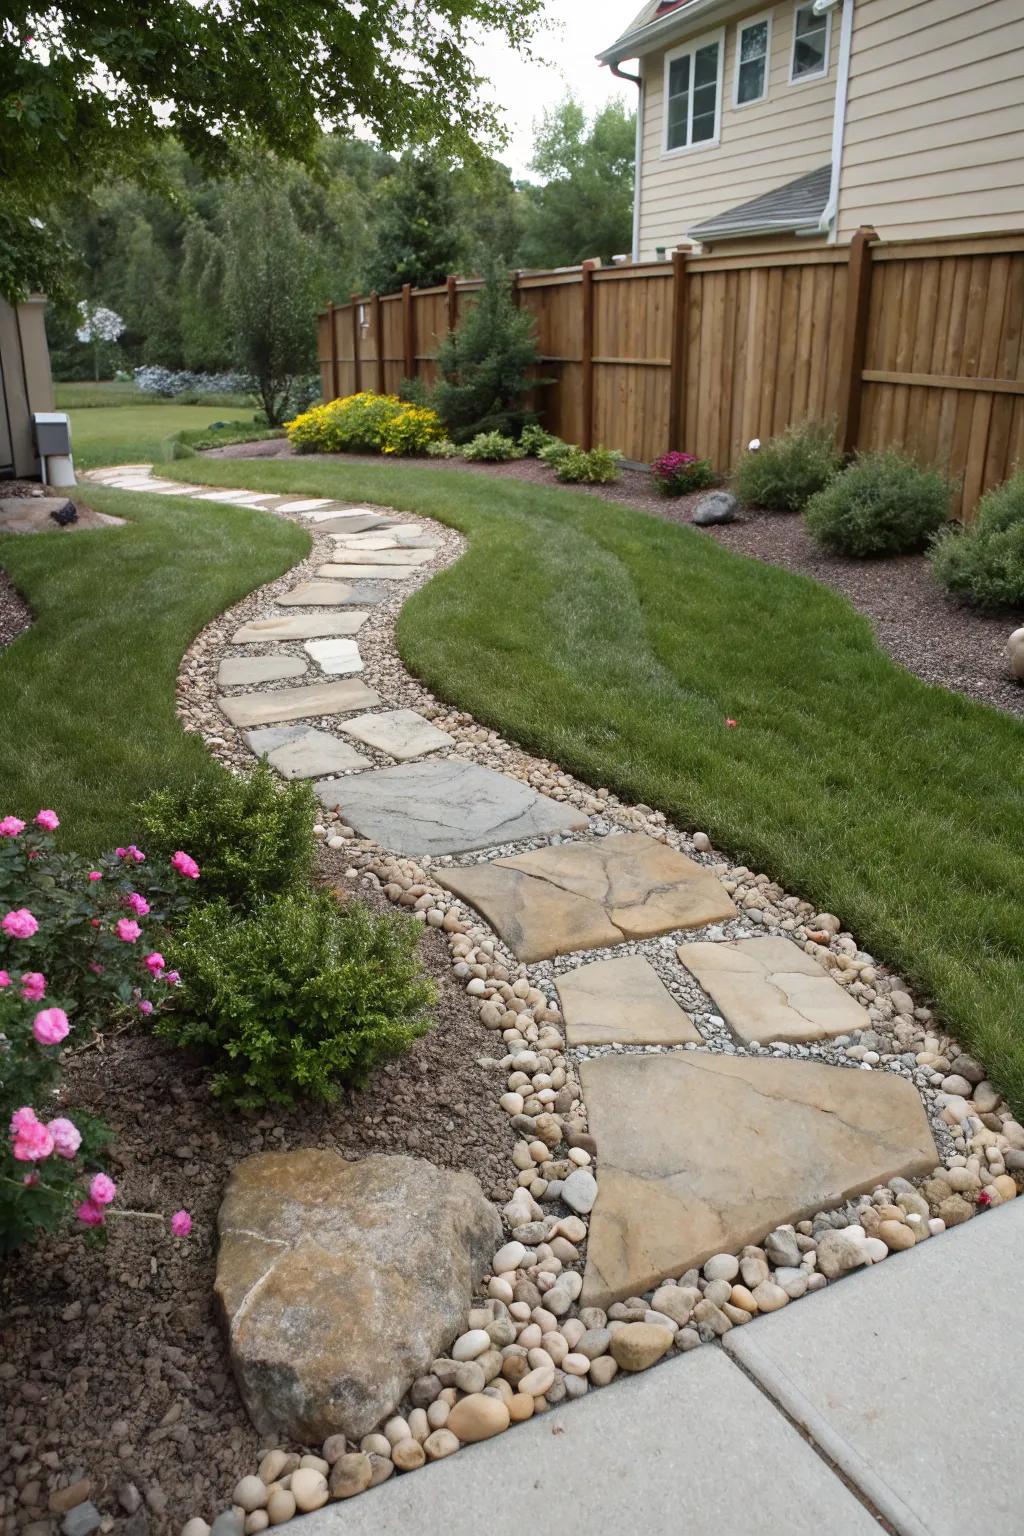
[
  {"x1": 215, "y1": 1150, "x2": 501, "y2": 1442},
  {"x1": 692, "y1": 491, "x2": 738, "y2": 526}
]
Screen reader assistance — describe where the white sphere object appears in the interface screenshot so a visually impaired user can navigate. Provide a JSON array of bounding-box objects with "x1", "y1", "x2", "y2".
[{"x1": 1008, "y1": 626, "x2": 1024, "y2": 681}]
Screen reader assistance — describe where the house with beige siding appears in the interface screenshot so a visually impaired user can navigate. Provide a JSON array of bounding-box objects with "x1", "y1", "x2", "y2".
[{"x1": 598, "y1": 0, "x2": 1024, "y2": 257}]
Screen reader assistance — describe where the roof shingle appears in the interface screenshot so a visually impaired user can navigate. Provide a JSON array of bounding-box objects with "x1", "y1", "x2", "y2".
[{"x1": 688, "y1": 165, "x2": 832, "y2": 241}]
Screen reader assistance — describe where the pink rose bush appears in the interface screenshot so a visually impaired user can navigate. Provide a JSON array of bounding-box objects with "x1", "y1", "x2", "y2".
[{"x1": 0, "y1": 808, "x2": 201, "y2": 1252}]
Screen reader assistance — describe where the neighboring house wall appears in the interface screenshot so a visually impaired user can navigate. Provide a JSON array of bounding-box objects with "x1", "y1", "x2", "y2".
[
  {"x1": 0, "y1": 296, "x2": 53, "y2": 479},
  {"x1": 637, "y1": 2, "x2": 838, "y2": 258},
  {"x1": 837, "y1": 0, "x2": 1024, "y2": 241}
]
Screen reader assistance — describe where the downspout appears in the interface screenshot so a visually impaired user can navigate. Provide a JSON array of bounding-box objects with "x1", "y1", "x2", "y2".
[
  {"x1": 818, "y1": 0, "x2": 855, "y2": 242},
  {"x1": 611, "y1": 61, "x2": 643, "y2": 262}
]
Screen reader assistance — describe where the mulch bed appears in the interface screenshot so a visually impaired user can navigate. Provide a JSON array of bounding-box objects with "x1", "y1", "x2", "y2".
[
  {"x1": 0, "y1": 865, "x2": 515, "y2": 1534},
  {"x1": 212, "y1": 440, "x2": 1024, "y2": 720}
]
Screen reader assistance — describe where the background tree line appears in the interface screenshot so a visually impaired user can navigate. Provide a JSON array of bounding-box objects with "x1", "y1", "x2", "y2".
[{"x1": 48, "y1": 98, "x2": 635, "y2": 381}]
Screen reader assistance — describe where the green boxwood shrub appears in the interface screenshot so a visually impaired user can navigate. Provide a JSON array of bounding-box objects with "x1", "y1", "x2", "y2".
[
  {"x1": 804, "y1": 450, "x2": 953, "y2": 557},
  {"x1": 556, "y1": 446, "x2": 623, "y2": 484},
  {"x1": 733, "y1": 421, "x2": 843, "y2": 512},
  {"x1": 520, "y1": 423, "x2": 560, "y2": 456},
  {"x1": 138, "y1": 762, "x2": 315, "y2": 909},
  {"x1": 462, "y1": 431, "x2": 526, "y2": 462},
  {"x1": 160, "y1": 892, "x2": 436, "y2": 1107},
  {"x1": 929, "y1": 469, "x2": 1024, "y2": 610},
  {"x1": 537, "y1": 436, "x2": 571, "y2": 469}
]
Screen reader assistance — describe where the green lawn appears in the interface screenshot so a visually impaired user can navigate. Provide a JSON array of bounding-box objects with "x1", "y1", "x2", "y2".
[
  {"x1": 0, "y1": 486, "x2": 308, "y2": 848},
  {"x1": 56, "y1": 380, "x2": 255, "y2": 410},
  {"x1": 159, "y1": 452, "x2": 1024, "y2": 1113},
  {"x1": 66, "y1": 402, "x2": 262, "y2": 468}
]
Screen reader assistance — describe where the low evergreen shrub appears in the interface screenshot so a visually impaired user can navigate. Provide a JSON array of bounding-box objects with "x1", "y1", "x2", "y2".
[
  {"x1": 537, "y1": 436, "x2": 572, "y2": 469},
  {"x1": 556, "y1": 446, "x2": 623, "y2": 484},
  {"x1": 733, "y1": 421, "x2": 843, "y2": 512},
  {"x1": 804, "y1": 450, "x2": 953, "y2": 557},
  {"x1": 520, "y1": 423, "x2": 560, "y2": 457},
  {"x1": 426, "y1": 438, "x2": 460, "y2": 458},
  {"x1": 461, "y1": 431, "x2": 526, "y2": 462},
  {"x1": 929, "y1": 469, "x2": 1024, "y2": 610},
  {"x1": 433, "y1": 266, "x2": 541, "y2": 442},
  {"x1": 161, "y1": 892, "x2": 436, "y2": 1107}
]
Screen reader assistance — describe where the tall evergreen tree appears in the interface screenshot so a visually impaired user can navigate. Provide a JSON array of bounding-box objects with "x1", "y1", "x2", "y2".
[{"x1": 362, "y1": 152, "x2": 465, "y2": 294}]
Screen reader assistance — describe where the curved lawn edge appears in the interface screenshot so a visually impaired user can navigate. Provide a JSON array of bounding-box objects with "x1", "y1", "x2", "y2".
[
  {"x1": 0, "y1": 483, "x2": 309, "y2": 850},
  {"x1": 163, "y1": 454, "x2": 1024, "y2": 1114}
]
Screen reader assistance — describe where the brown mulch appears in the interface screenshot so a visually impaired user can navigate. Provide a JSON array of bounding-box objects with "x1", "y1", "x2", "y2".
[
  {"x1": 0, "y1": 570, "x2": 32, "y2": 652},
  {"x1": 0, "y1": 868, "x2": 515, "y2": 1534},
  {"x1": 212, "y1": 441, "x2": 1024, "y2": 719}
]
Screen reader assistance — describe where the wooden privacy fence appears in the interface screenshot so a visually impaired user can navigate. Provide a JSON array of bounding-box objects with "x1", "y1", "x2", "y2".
[{"x1": 318, "y1": 229, "x2": 1024, "y2": 520}]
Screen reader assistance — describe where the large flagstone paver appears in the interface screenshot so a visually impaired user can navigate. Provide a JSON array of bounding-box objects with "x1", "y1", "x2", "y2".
[
  {"x1": 314, "y1": 760, "x2": 587, "y2": 856},
  {"x1": 218, "y1": 678, "x2": 380, "y2": 728},
  {"x1": 316, "y1": 563, "x2": 419, "y2": 581},
  {"x1": 276, "y1": 498, "x2": 332, "y2": 512},
  {"x1": 557, "y1": 954, "x2": 701, "y2": 1047},
  {"x1": 321, "y1": 546, "x2": 433, "y2": 567},
  {"x1": 217, "y1": 654, "x2": 307, "y2": 687},
  {"x1": 232, "y1": 612, "x2": 368, "y2": 643},
  {"x1": 304, "y1": 638, "x2": 363, "y2": 675},
  {"x1": 677, "y1": 936, "x2": 868, "y2": 1045},
  {"x1": 579, "y1": 1052, "x2": 937, "y2": 1310},
  {"x1": 439, "y1": 833, "x2": 737, "y2": 963},
  {"x1": 246, "y1": 726, "x2": 370, "y2": 779},
  {"x1": 337, "y1": 708, "x2": 455, "y2": 761},
  {"x1": 277, "y1": 581, "x2": 387, "y2": 607},
  {"x1": 306, "y1": 514, "x2": 394, "y2": 534}
]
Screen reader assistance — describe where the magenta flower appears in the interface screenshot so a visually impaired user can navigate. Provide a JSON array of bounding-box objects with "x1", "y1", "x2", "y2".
[
  {"x1": 33, "y1": 1007, "x2": 70, "y2": 1045},
  {"x1": 115, "y1": 845, "x2": 145, "y2": 863},
  {"x1": 23, "y1": 1170, "x2": 40, "y2": 1187},
  {"x1": 170, "y1": 1210, "x2": 192, "y2": 1238},
  {"x1": 143, "y1": 951, "x2": 165, "y2": 977},
  {"x1": 89, "y1": 962, "x2": 105, "y2": 975},
  {"x1": 89, "y1": 1172, "x2": 117, "y2": 1206},
  {"x1": 87, "y1": 871, "x2": 103, "y2": 882},
  {"x1": 13, "y1": 1118, "x2": 54, "y2": 1162},
  {"x1": 164, "y1": 970, "x2": 181, "y2": 987},
  {"x1": 20, "y1": 971, "x2": 46, "y2": 1002},
  {"x1": 171, "y1": 850, "x2": 200, "y2": 880},
  {"x1": 34, "y1": 809, "x2": 59, "y2": 831},
  {"x1": 2, "y1": 908, "x2": 38, "y2": 939},
  {"x1": 10, "y1": 1106, "x2": 37, "y2": 1135},
  {"x1": 138, "y1": 998, "x2": 154, "y2": 1016},
  {"x1": 47, "y1": 1117, "x2": 82, "y2": 1159},
  {"x1": 123, "y1": 892, "x2": 150, "y2": 917},
  {"x1": 115, "y1": 918, "x2": 141, "y2": 943},
  {"x1": 75, "y1": 1199, "x2": 105, "y2": 1227},
  {"x1": 0, "y1": 970, "x2": 10, "y2": 988},
  {"x1": 0, "y1": 815, "x2": 25, "y2": 837}
]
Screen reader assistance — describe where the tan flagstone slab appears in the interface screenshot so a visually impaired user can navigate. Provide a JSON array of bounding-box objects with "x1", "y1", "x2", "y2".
[
  {"x1": 316, "y1": 563, "x2": 418, "y2": 581},
  {"x1": 217, "y1": 654, "x2": 308, "y2": 687},
  {"x1": 218, "y1": 679, "x2": 380, "y2": 728},
  {"x1": 246, "y1": 726, "x2": 370, "y2": 779},
  {"x1": 677, "y1": 936, "x2": 869, "y2": 1045},
  {"x1": 438, "y1": 833, "x2": 737, "y2": 963},
  {"x1": 232, "y1": 612, "x2": 369, "y2": 643},
  {"x1": 304, "y1": 513, "x2": 393, "y2": 534},
  {"x1": 322, "y1": 547, "x2": 433, "y2": 566},
  {"x1": 304, "y1": 638, "x2": 363, "y2": 675},
  {"x1": 580, "y1": 1052, "x2": 937, "y2": 1310},
  {"x1": 337, "y1": 708, "x2": 455, "y2": 761},
  {"x1": 557, "y1": 955, "x2": 700, "y2": 1046},
  {"x1": 277, "y1": 582, "x2": 385, "y2": 607}
]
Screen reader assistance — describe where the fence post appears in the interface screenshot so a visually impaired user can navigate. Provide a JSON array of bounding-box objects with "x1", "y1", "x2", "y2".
[
  {"x1": 446, "y1": 274, "x2": 459, "y2": 334},
  {"x1": 350, "y1": 293, "x2": 362, "y2": 393},
  {"x1": 837, "y1": 226, "x2": 877, "y2": 455},
  {"x1": 325, "y1": 301, "x2": 338, "y2": 400},
  {"x1": 668, "y1": 247, "x2": 689, "y2": 450},
  {"x1": 402, "y1": 283, "x2": 415, "y2": 379},
  {"x1": 372, "y1": 292, "x2": 385, "y2": 394},
  {"x1": 581, "y1": 261, "x2": 597, "y2": 452}
]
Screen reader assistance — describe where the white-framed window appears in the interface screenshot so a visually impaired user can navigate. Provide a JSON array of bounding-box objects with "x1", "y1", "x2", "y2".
[
  {"x1": 789, "y1": 1, "x2": 831, "y2": 82},
  {"x1": 663, "y1": 29, "x2": 725, "y2": 153},
  {"x1": 734, "y1": 13, "x2": 772, "y2": 107}
]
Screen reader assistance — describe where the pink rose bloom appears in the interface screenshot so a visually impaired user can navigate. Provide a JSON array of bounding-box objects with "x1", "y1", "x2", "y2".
[
  {"x1": 138, "y1": 998, "x2": 154, "y2": 1016},
  {"x1": 0, "y1": 970, "x2": 10, "y2": 988},
  {"x1": 171, "y1": 851, "x2": 200, "y2": 880},
  {"x1": 89, "y1": 962, "x2": 105, "y2": 975},
  {"x1": 2, "y1": 908, "x2": 38, "y2": 939},
  {"x1": 34, "y1": 809, "x2": 59, "y2": 831},
  {"x1": 123, "y1": 892, "x2": 150, "y2": 917},
  {"x1": 76, "y1": 1199, "x2": 105, "y2": 1227},
  {"x1": 164, "y1": 970, "x2": 181, "y2": 987},
  {"x1": 89, "y1": 1172, "x2": 117, "y2": 1205},
  {"x1": 10, "y1": 1106, "x2": 38, "y2": 1135},
  {"x1": 33, "y1": 1007, "x2": 70, "y2": 1045},
  {"x1": 115, "y1": 918, "x2": 141, "y2": 943},
  {"x1": 13, "y1": 1118, "x2": 54, "y2": 1161},
  {"x1": 116, "y1": 845, "x2": 145, "y2": 863},
  {"x1": 143, "y1": 951, "x2": 165, "y2": 976},
  {"x1": 87, "y1": 871, "x2": 103, "y2": 882},
  {"x1": 20, "y1": 971, "x2": 46, "y2": 1002},
  {"x1": 23, "y1": 1170, "x2": 40, "y2": 1187},
  {"x1": 170, "y1": 1210, "x2": 192, "y2": 1238},
  {"x1": 47, "y1": 1117, "x2": 82, "y2": 1159},
  {"x1": 0, "y1": 815, "x2": 25, "y2": 837}
]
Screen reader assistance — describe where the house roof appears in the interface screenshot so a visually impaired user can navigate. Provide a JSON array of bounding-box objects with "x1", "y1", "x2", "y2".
[
  {"x1": 687, "y1": 165, "x2": 833, "y2": 241},
  {"x1": 598, "y1": 0, "x2": 724, "y2": 64}
]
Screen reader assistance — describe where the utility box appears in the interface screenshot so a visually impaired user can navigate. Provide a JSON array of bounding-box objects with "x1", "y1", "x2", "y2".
[
  {"x1": 33, "y1": 412, "x2": 72, "y2": 456},
  {"x1": 1, "y1": 294, "x2": 55, "y2": 479}
]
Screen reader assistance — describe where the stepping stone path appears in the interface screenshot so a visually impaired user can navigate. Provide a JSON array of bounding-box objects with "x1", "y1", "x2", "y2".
[
  {"x1": 439, "y1": 833, "x2": 738, "y2": 962},
  {"x1": 218, "y1": 678, "x2": 379, "y2": 728},
  {"x1": 246, "y1": 726, "x2": 371, "y2": 780},
  {"x1": 579, "y1": 1052, "x2": 937, "y2": 1309},
  {"x1": 337, "y1": 708, "x2": 455, "y2": 761},
  {"x1": 557, "y1": 954, "x2": 700, "y2": 1047},
  {"x1": 678, "y1": 935, "x2": 870, "y2": 1044},
  {"x1": 315, "y1": 760, "x2": 588, "y2": 856}
]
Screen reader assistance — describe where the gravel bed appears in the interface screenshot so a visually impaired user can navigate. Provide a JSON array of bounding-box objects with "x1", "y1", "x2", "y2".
[
  {"x1": 212, "y1": 441, "x2": 1024, "y2": 718},
  {"x1": 0, "y1": 569, "x2": 32, "y2": 651}
]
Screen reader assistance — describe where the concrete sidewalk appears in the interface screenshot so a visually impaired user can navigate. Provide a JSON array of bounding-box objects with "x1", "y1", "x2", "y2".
[{"x1": 285, "y1": 1201, "x2": 1022, "y2": 1536}]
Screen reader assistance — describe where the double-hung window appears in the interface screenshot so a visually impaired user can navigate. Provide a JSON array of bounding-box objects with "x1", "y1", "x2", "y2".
[
  {"x1": 790, "y1": 1, "x2": 831, "y2": 81},
  {"x1": 734, "y1": 14, "x2": 771, "y2": 106},
  {"x1": 665, "y1": 30, "x2": 724, "y2": 152}
]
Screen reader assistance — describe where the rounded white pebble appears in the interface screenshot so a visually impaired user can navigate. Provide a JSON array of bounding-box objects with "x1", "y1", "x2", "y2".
[
  {"x1": 500, "y1": 1093, "x2": 525, "y2": 1115},
  {"x1": 493, "y1": 1240, "x2": 527, "y2": 1273},
  {"x1": 452, "y1": 1329, "x2": 491, "y2": 1361},
  {"x1": 233, "y1": 1478, "x2": 268, "y2": 1514}
]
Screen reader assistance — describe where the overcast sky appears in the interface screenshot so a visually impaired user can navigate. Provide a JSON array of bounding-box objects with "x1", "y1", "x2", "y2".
[{"x1": 469, "y1": 0, "x2": 637, "y2": 179}]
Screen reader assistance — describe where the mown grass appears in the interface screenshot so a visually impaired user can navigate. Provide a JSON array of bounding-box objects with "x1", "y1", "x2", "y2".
[
  {"x1": 0, "y1": 486, "x2": 308, "y2": 849},
  {"x1": 56, "y1": 380, "x2": 254, "y2": 410},
  {"x1": 66, "y1": 403, "x2": 261, "y2": 468},
  {"x1": 161, "y1": 452, "x2": 1024, "y2": 1112}
]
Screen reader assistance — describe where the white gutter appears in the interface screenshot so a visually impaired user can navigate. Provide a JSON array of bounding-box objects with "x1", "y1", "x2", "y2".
[
  {"x1": 690, "y1": 218, "x2": 824, "y2": 243},
  {"x1": 818, "y1": 0, "x2": 855, "y2": 241},
  {"x1": 597, "y1": 0, "x2": 729, "y2": 66}
]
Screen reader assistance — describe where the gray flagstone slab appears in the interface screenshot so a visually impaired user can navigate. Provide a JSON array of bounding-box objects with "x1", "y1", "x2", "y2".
[
  {"x1": 304, "y1": 638, "x2": 363, "y2": 675},
  {"x1": 305, "y1": 514, "x2": 394, "y2": 534},
  {"x1": 322, "y1": 546, "x2": 433, "y2": 566},
  {"x1": 218, "y1": 678, "x2": 380, "y2": 728},
  {"x1": 336, "y1": 709, "x2": 455, "y2": 761},
  {"x1": 246, "y1": 726, "x2": 371, "y2": 779},
  {"x1": 217, "y1": 654, "x2": 308, "y2": 687},
  {"x1": 277, "y1": 581, "x2": 388, "y2": 607}
]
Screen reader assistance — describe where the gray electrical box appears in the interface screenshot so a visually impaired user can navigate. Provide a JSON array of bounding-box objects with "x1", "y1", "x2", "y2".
[{"x1": 33, "y1": 411, "x2": 72, "y2": 456}]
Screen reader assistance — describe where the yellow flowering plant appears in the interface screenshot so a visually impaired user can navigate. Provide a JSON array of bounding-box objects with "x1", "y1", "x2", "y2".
[{"x1": 286, "y1": 392, "x2": 443, "y2": 456}]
